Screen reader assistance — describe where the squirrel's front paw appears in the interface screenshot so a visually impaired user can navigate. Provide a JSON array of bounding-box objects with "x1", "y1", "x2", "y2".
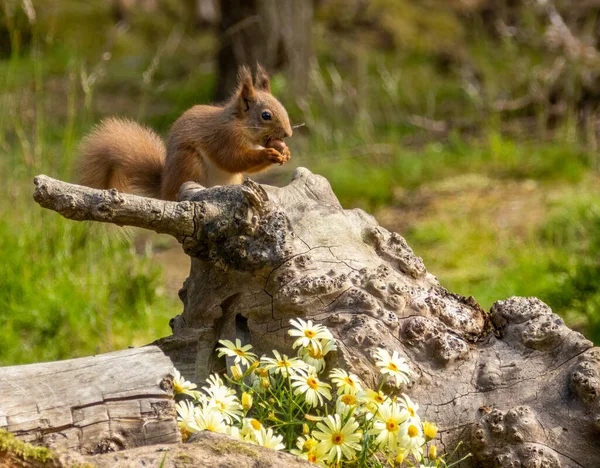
[{"x1": 262, "y1": 147, "x2": 287, "y2": 165}]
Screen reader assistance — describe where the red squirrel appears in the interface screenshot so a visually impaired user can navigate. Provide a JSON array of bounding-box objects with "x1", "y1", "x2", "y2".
[{"x1": 78, "y1": 65, "x2": 292, "y2": 201}]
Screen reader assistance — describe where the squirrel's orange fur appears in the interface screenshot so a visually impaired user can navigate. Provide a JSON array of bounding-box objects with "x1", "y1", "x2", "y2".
[{"x1": 78, "y1": 65, "x2": 292, "y2": 201}]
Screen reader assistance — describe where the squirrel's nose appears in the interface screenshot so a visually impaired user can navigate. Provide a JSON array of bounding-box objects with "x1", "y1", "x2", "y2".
[{"x1": 283, "y1": 128, "x2": 292, "y2": 138}]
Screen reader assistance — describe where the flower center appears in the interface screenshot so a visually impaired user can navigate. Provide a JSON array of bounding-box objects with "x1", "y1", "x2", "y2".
[
  {"x1": 341, "y1": 395, "x2": 356, "y2": 405},
  {"x1": 278, "y1": 361, "x2": 290, "y2": 367},
  {"x1": 408, "y1": 408, "x2": 415, "y2": 417},
  {"x1": 234, "y1": 349, "x2": 245, "y2": 356},
  {"x1": 173, "y1": 382, "x2": 183, "y2": 393},
  {"x1": 250, "y1": 419, "x2": 262, "y2": 431},
  {"x1": 386, "y1": 421, "x2": 398, "y2": 432},
  {"x1": 345, "y1": 377, "x2": 354, "y2": 385},
  {"x1": 332, "y1": 433, "x2": 344, "y2": 445},
  {"x1": 307, "y1": 377, "x2": 319, "y2": 389},
  {"x1": 308, "y1": 453, "x2": 317, "y2": 462},
  {"x1": 305, "y1": 330, "x2": 316, "y2": 338},
  {"x1": 388, "y1": 362, "x2": 399, "y2": 371},
  {"x1": 375, "y1": 395, "x2": 385, "y2": 404},
  {"x1": 408, "y1": 425, "x2": 419, "y2": 438},
  {"x1": 304, "y1": 439, "x2": 317, "y2": 451},
  {"x1": 308, "y1": 348, "x2": 324, "y2": 359}
]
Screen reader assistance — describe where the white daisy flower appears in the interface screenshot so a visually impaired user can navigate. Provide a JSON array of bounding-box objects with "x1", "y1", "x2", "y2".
[
  {"x1": 288, "y1": 318, "x2": 334, "y2": 352},
  {"x1": 299, "y1": 339, "x2": 337, "y2": 373},
  {"x1": 172, "y1": 368, "x2": 198, "y2": 397},
  {"x1": 226, "y1": 424, "x2": 241, "y2": 439},
  {"x1": 194, "y1": 405, "x2": 228, "y2": 433},
  {"x1": 290, "y1": 435, "x2": 328, "y2": 466},
  {"x1": 239, "y1": 417, "x2": 263, "y2": 442},
  {"x1": 398, "y1": 393, "x2": 421, "y2": 425},
  {"x1": 201, "y1": 374, "x2": 243, "y2": 423},
  {"x1": 217, "y1": 339, "x2": 258, "y2": 367},
  {"x1": 356, "y1": 388, "x2": 388, "y2": 413},
  {"x1": 335, "y1": 393, "x2": 359, "y2": 416},
  {"x1": 329, "y1": 368, "x2": 363, "y2": 395},
  {"x1": 261, "y1": 350, "x2": 308, "y2": 377},
  {"x1": 255, "y1": 426, "x2": 285, "y2": 451},
  {"x1": 374, "y1": 348, "x2": 411, "y2": 388},
  {"x1": 176, "y1": 400, "x2": 200, "y2": 438},
  {"x1": 397, "y1": 421, "x2": 425, "y2": 462},
  {"x1": 369, "y1": 401, "x2": 409, "y2": 450},
  {"x1": 313, "y1": 414, "x2": 362, "y2": 464},
  {"x1": 290, "y1": 369, "x2": 332, "y2": 407}
]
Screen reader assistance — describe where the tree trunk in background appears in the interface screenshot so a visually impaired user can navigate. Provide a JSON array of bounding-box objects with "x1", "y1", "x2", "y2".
[{"x1": 215, "y1": 0, "x2": 313, "y2": 101}]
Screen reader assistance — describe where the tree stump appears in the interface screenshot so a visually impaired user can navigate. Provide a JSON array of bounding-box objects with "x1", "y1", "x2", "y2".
[{"x1": 28, "y1": 169, "x2": 600, "y2": 467}]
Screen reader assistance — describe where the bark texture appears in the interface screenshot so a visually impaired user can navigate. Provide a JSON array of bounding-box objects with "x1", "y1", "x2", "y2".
[
  {"x1": 0, "y1": 347, "x2": 179, "y2": 454},
  {"x1": 29, "y1": 170, "x2": 600, "y2": 467}
]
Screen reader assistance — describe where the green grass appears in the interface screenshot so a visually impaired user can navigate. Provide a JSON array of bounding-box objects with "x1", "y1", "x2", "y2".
[
  {"x1": 0, "y1": 1, "x2": 183, "y2": 365},
  {"x1": 0, "y1": 123, "x2": 179, "y2": 364},
  {"x1": 311, "y1": 135, "x2": 591, "y2": 210},
  {"x1": 0, "y1": 213, "x2": 177, "y2": 365}
]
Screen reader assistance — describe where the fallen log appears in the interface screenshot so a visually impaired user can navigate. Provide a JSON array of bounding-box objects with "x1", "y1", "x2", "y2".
[
  {"x1": 0, "y1": 346, "x2": 179, "y2": 454},
  {"x1": 20, "y1": 169, "x2": 600, "y2": 467}
]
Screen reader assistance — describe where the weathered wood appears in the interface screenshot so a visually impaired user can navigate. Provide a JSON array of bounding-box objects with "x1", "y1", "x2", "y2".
[
  {"x1": 33, "y1": 175, "x2": 197, "y2": 242},
  {"x1": 0, "y1": 346, "x2": 180, "y2": 454},
  {"x1": 32, "y1": 169, "x2": 600, "y2": 467}
]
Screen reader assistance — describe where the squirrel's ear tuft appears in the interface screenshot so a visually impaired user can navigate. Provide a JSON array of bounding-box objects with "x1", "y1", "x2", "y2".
[
  {"x1": 237, "y1": 65, "x2": 256, "y2": 105},
  {"x1": 255, "y1": 63, "x2": 271, "y2": 92}
]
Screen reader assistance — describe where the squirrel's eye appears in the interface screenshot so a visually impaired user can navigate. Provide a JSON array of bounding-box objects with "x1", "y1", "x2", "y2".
[{"x1": 261, "y1": 111, "x2": 272, "y2": 121}]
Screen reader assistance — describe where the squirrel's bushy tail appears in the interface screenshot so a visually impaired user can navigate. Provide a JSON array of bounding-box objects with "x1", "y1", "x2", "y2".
[{"x1": 78, "y1": 117, "x2": 166, "y2": 198}]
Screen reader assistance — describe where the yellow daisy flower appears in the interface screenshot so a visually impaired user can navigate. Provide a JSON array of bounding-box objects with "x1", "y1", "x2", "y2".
[{"x1": 423, "y1": 421, "x2": 438, "y2": 440}]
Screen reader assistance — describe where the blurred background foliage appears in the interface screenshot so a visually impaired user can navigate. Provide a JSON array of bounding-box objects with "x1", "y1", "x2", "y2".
[{"x1": 1, "y1": 0, "x2": 599, "y2": 364}]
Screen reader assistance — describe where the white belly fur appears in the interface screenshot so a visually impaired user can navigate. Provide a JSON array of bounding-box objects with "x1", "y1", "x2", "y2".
[{"x1": 203, "y1": 156, "x2": 244, "y2": 187}]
